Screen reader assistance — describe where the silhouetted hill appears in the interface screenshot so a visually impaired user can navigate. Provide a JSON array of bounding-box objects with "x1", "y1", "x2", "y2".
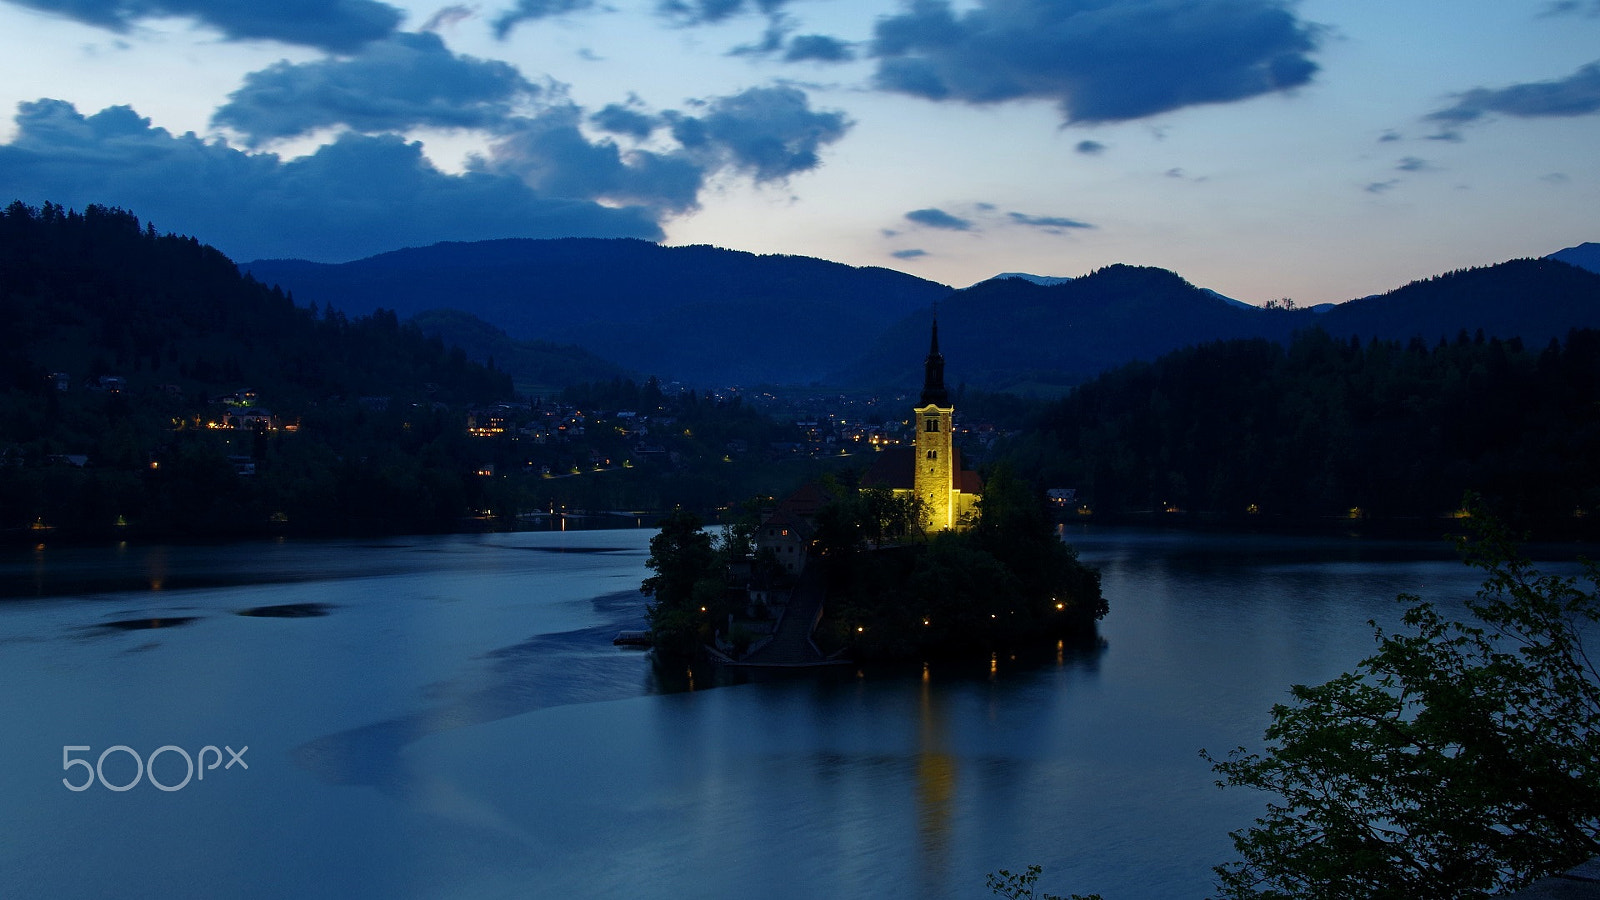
[
  {"x1": 1317, "y1": 258, "x2": 1600, "y2": 348},
  {"x1": 1, "y1": 202, "x2": 509, "y2": 406},
  {"x1": 245, "y1": 239, "x2": 952, "y2": 385},
  {"x1": 0, "y1": 201, "x2": 515, "y2": 539},
  {"x1": 844, "y1": 259, "x2": 1600, "y2": 392},
  {"x1": 841, "y1": 264, "x2": 1290, "y2": 391},
  {"x1": 1550, "y1": 242, "x2": 1600, "y2": 274},
  {"x1": 408, "y1": 308, "x2": 631, "y2": 393}
]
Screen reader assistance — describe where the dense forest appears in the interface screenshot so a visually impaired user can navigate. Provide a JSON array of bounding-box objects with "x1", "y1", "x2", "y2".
[
  {"x1": 0, "y1": 201, "x2": 518, "y2": 538},
  {"x1": 1002, "y1": 327, "x2": 1600, "y2": 530},
  {"x1": 0, "y1": 201, "x2": 842, "y2": 540}
]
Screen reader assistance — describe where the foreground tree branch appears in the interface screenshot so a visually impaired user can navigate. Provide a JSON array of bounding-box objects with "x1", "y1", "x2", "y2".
[{"x1": 1205, "y1": 505, "x2": 1600, "y2": 899}]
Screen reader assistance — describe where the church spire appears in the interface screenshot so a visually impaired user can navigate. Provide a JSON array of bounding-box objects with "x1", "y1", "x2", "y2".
[{"x1": 920, "y1": 316, "x2": 949, "y2": 407}]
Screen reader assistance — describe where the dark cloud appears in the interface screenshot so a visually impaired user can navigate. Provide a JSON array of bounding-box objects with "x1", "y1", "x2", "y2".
[
  {"x1": 892, "y1": 248, "x2": 929, "y2": 259},
  {"x1": 658, "y1": 0, "x2": 789, "y2": 25},
  {"x1": 1378, "y1": 129, "x2": 1402, "y2": 142},
  {"x1": 728, "y1": 19, "x2": 789, "y2": 57},
  {"x1": 213, "y1": 32, "x2": 539, "y2": 145},
  {"x1": 1008, "y1": 211, "x2": 1093, "y2": 230},
  {"x1": 905, "y1": 208, "x2": 972, "y2": 230},
  {"x1": 590, "y1": 102, "x2": 660, "y2": 139},
  {"x1": 784, "y1": 33, "x2": 854, "y2": 62},
  {"x1": 666, "y1": 85, "x2": 851, "y2": 182},
  {"x1": 492, "y1": 0, "x2": 596, "y2": 39},
  {"x1": 1540, "y1": 1, "x2": 1600, "y2": 17},
  {"x1": 726, "y1": 16, "x2": 853, "y2": 63},
  {"x1": 1427, "y1": 60, "x2": 1600, "y2": 127},
  {"x1": 1364, "y1": 179, "x2": 1398, "y2": 194},
  {"x1": 0, "y1": 99, "x2": 660, "y2": 262},
  {"x1": 1541, "y1": 172, "x2": 1571, "y2": 184},
  {"x1": 3, "y1": 0, "x2": 401, "y2": 52},
  {"x1": 1074, "y1": 139, "x2": 1106, "y2": 155},
  {"x1": 868, "y1": 0, "x2": 1322, "y2": 124},
  {"x1": 1395, "y1": 156, "x2": 1431, "y2": 172},
  {"x1": 481, "y1": 104, "x2": 705, "y2": 214}
]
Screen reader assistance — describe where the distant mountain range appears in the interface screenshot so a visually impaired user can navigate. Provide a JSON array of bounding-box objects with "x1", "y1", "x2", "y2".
[
  {"x1": 846, "y1": 258, "x2": 1600, "y2": 392},
  {"x1": 246, "y1": 240, "x2": 1600, "y2": 392},
  {"x1": 1551, "y1": 242, "x2": 1600, "y2": 274},
  {"x1": 245, "y1": 239, "x2": 948, "y2": 385}
]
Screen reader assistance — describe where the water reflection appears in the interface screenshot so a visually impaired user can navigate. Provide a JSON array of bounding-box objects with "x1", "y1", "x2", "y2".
[{"x1": 915, "y1": 665, "x2": 955, "y2": 898}]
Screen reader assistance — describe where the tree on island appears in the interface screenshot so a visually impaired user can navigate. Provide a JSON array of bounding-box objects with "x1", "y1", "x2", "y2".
[
  {"x1": 640, "y1": 507, "x2": 723, "y2": 656},
  {"x1": 1204, "y1": 507, "x2": 1600, "y2": 899},
  {"x1": 819, "y1": 464, "x2": 1106, "y2": 660}
]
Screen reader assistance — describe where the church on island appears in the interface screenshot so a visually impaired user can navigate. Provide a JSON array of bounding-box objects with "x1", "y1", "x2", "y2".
[
  {"x1": 756, "y1": 320, "x2": 982, "y2": 574},
  {"x1": 861, "y1": 318, "x2": 983, "y2": 531}
]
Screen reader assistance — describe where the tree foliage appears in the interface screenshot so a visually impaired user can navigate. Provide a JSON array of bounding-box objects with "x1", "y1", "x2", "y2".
[
  {"x1": 986, "y1": 864, "x2": 1104, "y2": 900},
  {"x1": 820, "y1": 465, "x2": 1106, "y2": 660},
  {"x1": 641, "y1": 508, "x2": 720, "y2": 655},
  {"x1": 1205, "y1": 509, "x2": 1600, "y2": 898},
  {"x1": 1010, "y1": 327, "x2": 1600, "y2": 527}
]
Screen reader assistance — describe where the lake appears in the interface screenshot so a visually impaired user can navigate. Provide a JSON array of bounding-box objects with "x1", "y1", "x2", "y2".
[{"x1": 0, "y1": 525, "x2": 1577, "y2": 899}]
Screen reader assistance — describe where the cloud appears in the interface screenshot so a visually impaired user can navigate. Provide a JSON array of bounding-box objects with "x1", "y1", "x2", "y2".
[
  {"x1": 1427, "y1": 60, "x2": 1600, "y2": 127},
  {"x1": 1364, "y1": 179, "x2": 1398, "y2": 194},
  {"x1": 1008, "y1": 211, "x2": 1093, "y2": 230},
  {"x1": 892, "y1": 248, "x2": 929, "y2": 259},
  {"x1": 658, "y1": 0, "x2": 790, "y2": 26},
  {"x1": 1396, "y1": 156, "x2": 1432, "y2": 172},
  {"x1": 1378, "y1": 129, "x2": 1402, "y2": 142},
  {"x1": 590, "y1": 101, "x2": 660, "y2": 139},
  {"x1": 905, "y1": 208, "x2": 972, "y2": 230},
  {"x1": 492, "y1": 0, "x2": 597, "y2": 39},
  {"x1": 1074, "y1": 139, "x2": 1106, "y2": 155},
  {"x1": 213, "y1": 32, "x2": 539, "y2": 145},
  {"x1": 0, "y1": 99, "x2": 660, "y2": 262},
  {"x1": 2, "y1": 0, "x2": 402, "y2": 51},
  {"x1": 726, "y1": 15, "x2": 854, "y2": 63},
  {"x1": 784, "y1": 34, "x2": 854, "y2": 62},
  {"x1": 666, "y1": 85, "x2": 851, "y2": 182},
  {"x1": 1540, "y1": 1, "x2": 1600, "y2": 17},
  {"x1": 481, "y1": 104, "x2": 705, "y2": 214},
  {"x1": 868, "y1": 0, "x2": 1322, "y2": 124}
]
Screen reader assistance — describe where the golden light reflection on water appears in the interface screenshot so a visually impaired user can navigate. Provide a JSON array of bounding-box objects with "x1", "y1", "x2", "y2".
[{"x1": 915, "y1": 666, "x2": 955, "y2": 896}]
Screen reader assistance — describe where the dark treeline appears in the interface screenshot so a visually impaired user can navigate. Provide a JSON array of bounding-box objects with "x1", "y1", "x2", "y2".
[
  {"x1": 0, "y1": 201, "x2": 514, "y2": 539},
  {"x1": 0, "y1": 201, "x2": 510, "y2": 404},
  {"x1": 1002, "y1": 327, "x2": 1600, "y2": 529}
]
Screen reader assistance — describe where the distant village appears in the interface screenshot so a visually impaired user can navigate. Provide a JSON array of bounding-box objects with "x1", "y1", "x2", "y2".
[{"x1": 20, "y1": 368, "x2": 1020, "y2": 503}]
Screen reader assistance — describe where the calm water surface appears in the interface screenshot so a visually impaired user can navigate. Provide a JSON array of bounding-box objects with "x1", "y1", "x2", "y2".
[{"x1": 0, "y1": 526, "x2": 1578, "y2": 899}]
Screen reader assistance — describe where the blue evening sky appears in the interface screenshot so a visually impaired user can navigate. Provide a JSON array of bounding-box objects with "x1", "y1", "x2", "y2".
[{"x1": 0, "y1": 0, "x2": 1595, "y2": 304}]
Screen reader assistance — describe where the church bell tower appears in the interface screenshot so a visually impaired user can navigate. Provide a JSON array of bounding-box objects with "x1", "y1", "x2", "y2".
[{"x1": 913, "y1": 318, "x2": 956, "y2": 531}]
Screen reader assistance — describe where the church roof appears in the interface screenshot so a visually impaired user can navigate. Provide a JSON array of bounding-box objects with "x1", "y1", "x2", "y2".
[
  {"x1": 761, "y1": 480, "x2": 838, "y2": 534},
  {"x1": 861, "y1": 447, "x2": 915, "y2": 490},
  {"x1": 920, "y1": 319, "x2": 950, "y2": 407},
  {"x1": 860, "y1": 446, "x2": 983, "y2": 495},
  {"x1": 958, "y1": 465, "x2": 984, "y2": 495}
]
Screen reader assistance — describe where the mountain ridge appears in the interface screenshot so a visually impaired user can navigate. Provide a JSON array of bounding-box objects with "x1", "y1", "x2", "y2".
[
  {"x1": 245, "y1": 238, "x2": 951, "y2": 385},
  {"x1": 246, "y1": 238, "x2": 1600, "y2": 392},
  {"x1": 842, "y1": 257, "x2": 1600, "y2": 392}
]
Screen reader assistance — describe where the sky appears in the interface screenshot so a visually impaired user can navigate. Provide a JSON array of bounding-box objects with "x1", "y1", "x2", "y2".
[{"x1": 0, "y1": 0, "x2": 1596, "y2": 305}]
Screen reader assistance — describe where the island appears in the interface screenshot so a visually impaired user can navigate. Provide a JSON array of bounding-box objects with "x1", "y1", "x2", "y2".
[{"x1": 640, "y1": 321, "x2": 1107, "y2": 665}]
